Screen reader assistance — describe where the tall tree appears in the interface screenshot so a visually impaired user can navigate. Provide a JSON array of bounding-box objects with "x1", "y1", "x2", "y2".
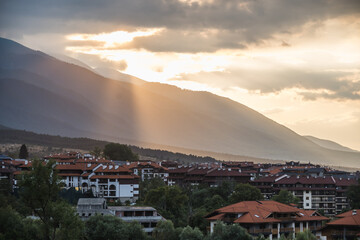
[
  {"x1": 19, "y1": 144, "x2": 29, "y2": 159},
  {"x1": 272, "y1": 189, "x2": 300, "y2": 205},
  {"x1": 19, "y1": 159, "x2": 84, "y2": 240},
  {"x1": 347, "y1": 179, "x2": 360, "y2": 209},
  {"x1": 145, "y1": 185, "x2": 188, "y2": 227},
  {"x1": 103, "y1": 143, "x2": 138, "y2": 161}
]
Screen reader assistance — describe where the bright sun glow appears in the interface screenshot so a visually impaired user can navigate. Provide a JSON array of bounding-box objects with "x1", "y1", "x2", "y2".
[{"x1": 67, "y1": 28, "x2": 163, "y2": 47}]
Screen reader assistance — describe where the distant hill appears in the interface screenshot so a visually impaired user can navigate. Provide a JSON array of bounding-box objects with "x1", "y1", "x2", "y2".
[
  {"x1": 0, "y1": 126, "x2": 216, "y2": 163},
  {"x1": 0, "y1": 37, "x2": 359, "y2": 167},
  {"x1": 304, "y1": 136, "x2": 358, "y2": 153}
]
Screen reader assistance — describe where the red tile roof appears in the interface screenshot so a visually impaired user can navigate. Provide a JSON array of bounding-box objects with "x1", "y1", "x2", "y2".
[
  {"x1": 327, "y1": 213, "x2": 360, "y2": 226},
  {"x1": 207, "y1": 200, "x2": 328, "y2": 224},
  {"x1": 336, "y1": 209, "x2": 360, "y2": 218},
  {"x1": 90, "y1": 175, "x2": 139, "y2": 180}
]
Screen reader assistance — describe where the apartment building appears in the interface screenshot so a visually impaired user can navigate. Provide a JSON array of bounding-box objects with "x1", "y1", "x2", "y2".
[
  {"x1": 206, "y1": 200, "x2": 328, "y2": 240},
  {"x1": 252, "y1": 175, "x2": 358, "y2": 216},
  {"x1": 56, "y1": 163, "x2": 140, "y2": 202}
]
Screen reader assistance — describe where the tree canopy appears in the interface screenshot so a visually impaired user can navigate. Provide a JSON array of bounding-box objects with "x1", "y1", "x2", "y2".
[
  {"x1": 272, "y1": 189, "x2": 300, "y2": 205},
  {"x1": 85, "y1": 215, "x2": 147, "y2": 240},
  {"x1": 209, "y1": 221, "x2": 253, "y2": 240},
  {"x1": 103, "y1": 143, "x2": 138, "y2": 161},
  {"x1": 347, "y1": 179, "x2": 360, "y2": 209},
  {"x1": 229, "y1": 183, "x2": 263, "y2": 204}
]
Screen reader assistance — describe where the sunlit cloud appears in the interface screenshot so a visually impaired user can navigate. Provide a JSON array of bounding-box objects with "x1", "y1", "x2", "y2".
[{"x1": 67, "y1": 28, "x2": 163, "y2": 47}]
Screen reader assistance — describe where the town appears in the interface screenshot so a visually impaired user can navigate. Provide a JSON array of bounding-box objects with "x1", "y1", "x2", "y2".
[{"x1": 1, "y1": 143, "x2": 359, "y2": 240}]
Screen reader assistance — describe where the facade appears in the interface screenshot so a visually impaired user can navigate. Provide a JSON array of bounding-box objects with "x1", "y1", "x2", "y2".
[
  {"x1": 167, "y1": 166, "x2": 251, "y2": 186},
  {"x1": 56, "y1": 163, "x2": 140, "y2": 202},
  {"x1": 127, "y1": 161, "x2": 169, "y2": 182},
  {"x1": 76, "y1": 198, "x2": 164, "y2": 233},
  {"x1": 77, "y1": 198, "x2": 113, "y2": 219},
  {"x1": 206, "y1": 200, "x2": 328, "y2": 240},
  {"x1": 109, "y1": 206, "x2": 165, "y2": 233}
]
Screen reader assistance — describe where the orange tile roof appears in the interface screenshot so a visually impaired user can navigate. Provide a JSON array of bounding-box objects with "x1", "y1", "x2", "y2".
[
  {"x1": 55, "y1": 163, "x2": 96, "y2": 170},
  {"x1": 327, "y1": 213, "x2": 360, "y2": 226},
  {"x1": 207, "y1": 200, "x2": 328, "y2": 224},
  {"x1": 336, "y1": 209, "x2": 360, "y2": 218},
  {"x1": 90, "y1": 175, "x2": 139, "y2": 180}
]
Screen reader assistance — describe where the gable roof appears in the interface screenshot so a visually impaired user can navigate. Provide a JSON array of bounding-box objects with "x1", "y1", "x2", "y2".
[{"x1": 207, "y1": 200, "x2": 328, "y2": 224}]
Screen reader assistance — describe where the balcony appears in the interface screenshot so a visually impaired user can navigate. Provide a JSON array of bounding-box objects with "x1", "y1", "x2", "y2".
[
  {"x1": 280, "y1": 228, "x2": 294, "y2": 233},
  {"x1": 248, "y1": 228, "x2": 272, "y2": 234}
]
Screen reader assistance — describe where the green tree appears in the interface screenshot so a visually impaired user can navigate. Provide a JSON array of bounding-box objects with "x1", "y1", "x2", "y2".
[
  {"x1": 209, "y1": 221, "x2": 252, "y2": 240},
  {"x1": 145, "y1": 185, "x2": 188, "y2": 227},
  {"x1": 103, "y1": 143, "x2": 138, "y2": 161},
  {"x1": 85, "y1": 214, "x2": 147, "y2": 240},
  {"x1": 229, "y1": 183, "x2": 263, "y2": 204},
  {"x1": 296, "y1": 229, "x2": 316, "y2": 240},
  {"x1": 19, "y1": 159, "x2": 84, "y2": 240},
  {"x1": 188, "y1": 208, "x2": 208, "y2": 233},
  {"x1": 347, "y1": 180, "x2": 360, "y2": 209},
  {"x1": 0, "y1": 206, "x2": 39, "y2": 240},
  {"x1": 19, "y1": 144, "x2": 29, "y2": 159},
  {"x1": 90, "y1": 147, "x2": 102, "y2": 158},
  {"x1": 179, "y1": 226, "x2": 203, "y2": 240},
  {"x1": 140, "y1": 176, "x2": 166, "y2": 201},
  {"x1": 272, "y1": 189, "x2": 300, "y2": 205},
  {"x1": 153, "y1": 220, "x2": 178, "y2": 240}
]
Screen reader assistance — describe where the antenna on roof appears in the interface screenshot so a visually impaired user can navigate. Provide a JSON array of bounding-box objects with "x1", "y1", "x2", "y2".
[{"x1": 256, "y1": 200, "x2": 263, "y2": 204}]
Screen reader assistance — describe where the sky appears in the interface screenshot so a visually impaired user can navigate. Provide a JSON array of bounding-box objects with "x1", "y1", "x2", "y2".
[{"x1": 1, "y1": 0, "x2": 360, "y2": 150}]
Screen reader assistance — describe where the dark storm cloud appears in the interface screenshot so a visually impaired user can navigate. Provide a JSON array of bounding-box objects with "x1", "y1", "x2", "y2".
[
  {"x1": 175, "y1": 69, "x2": 360, "y2": 100},
  {"x1": 1, "y1": 0, "x2": 360, "y2": 51}
]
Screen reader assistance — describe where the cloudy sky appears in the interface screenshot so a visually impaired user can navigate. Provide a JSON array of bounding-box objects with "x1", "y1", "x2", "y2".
[{"x1": 1, "y1": 0, "x2": 360, "y2": 150}]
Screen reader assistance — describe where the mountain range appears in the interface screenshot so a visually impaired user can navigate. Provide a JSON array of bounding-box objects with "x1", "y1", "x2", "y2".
[{"x1": 0, "y1": 37, "x2": 359, "y2": 168}]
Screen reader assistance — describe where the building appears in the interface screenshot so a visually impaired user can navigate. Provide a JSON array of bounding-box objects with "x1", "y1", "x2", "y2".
[
  {"x1": 127, "y1": 161, "x2": 169, "y2": 182},
  {"x1": 56, "y1": 163, "x2": 140, "y2": 202},
  {"x1": 167, "y1": 165, "x2": 251, "y2": 186},
  {"x1": 252, "y1": 175, "x2": 358, "y2": 216},
  {"x1": 109, "y1": 206, "x2": 165, "y2": 233},
  {"x1": 206, "y1": 200, "x2": 328, "y2": 240},
  {"x1": 76, "y1": 198, "x2": 164, "y2": 233},
  {"x1": 77, "y1": 198, "x2": 113, "y2": 219},
  {"x1": 321, "y1": 209, "x2": 360, "y2": 240}
]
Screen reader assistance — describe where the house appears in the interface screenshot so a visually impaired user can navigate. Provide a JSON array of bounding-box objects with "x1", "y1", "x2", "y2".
[
  {"x1": 206, "y1": 200, "x2": 328, "y2": 240},
  {"x1": 76, "y1": 198, "x2": 164, "y2": 233},
  {"x1": 77, "y1": 198, "x2": 113, "y2": 219},
  {"x1": 127, "y1": 161, "x2": 169, "y2": 182},
  {"x1": 108, "y1": 206, "x2": 165, "y2": 233},
  {"x1": 321, "y1": 209, "x2": 360, "y2": 240}
]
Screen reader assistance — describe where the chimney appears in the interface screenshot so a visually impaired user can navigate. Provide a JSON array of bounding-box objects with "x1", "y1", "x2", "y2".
[{"x1": 352, "y1": 210, "x2": 357, "y2": 215}]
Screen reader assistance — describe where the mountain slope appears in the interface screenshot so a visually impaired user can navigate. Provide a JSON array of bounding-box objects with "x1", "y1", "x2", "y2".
[
  {"x1": 0, "y1": 37, "x2": 359, "y2": 167},
  {"x1": 304, "y1": 136, "x2": 358, "y2": 153}
]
